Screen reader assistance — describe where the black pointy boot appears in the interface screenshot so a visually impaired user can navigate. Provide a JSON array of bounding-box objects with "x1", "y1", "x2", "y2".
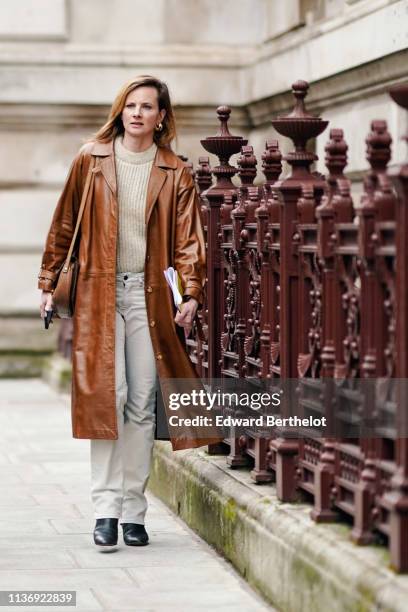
[
  {"x1": 93, "y1": 518, "x2": 118, "y2": 549},
  {"x1": 121, "y1": 523, "x2": 149, "y2": 546}
]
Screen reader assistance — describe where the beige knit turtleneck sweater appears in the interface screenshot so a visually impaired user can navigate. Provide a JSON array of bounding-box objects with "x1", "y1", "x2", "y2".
[{"x1": 114, "y1": 136, "x2": 157, "y2": 273}]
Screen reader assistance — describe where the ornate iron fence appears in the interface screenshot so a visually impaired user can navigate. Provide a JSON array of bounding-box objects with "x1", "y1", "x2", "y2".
[{"x1": 186, "y1": 81, "x2": 408, "y2": 572}]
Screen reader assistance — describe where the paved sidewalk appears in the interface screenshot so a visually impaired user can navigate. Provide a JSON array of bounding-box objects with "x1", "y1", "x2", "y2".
[{"x1": 0, "y1": 379, "x2": 274, "y2": 612}]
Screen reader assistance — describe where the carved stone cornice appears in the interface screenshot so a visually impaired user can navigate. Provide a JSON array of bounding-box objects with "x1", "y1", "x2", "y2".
[{"x1": 248, "y1": 49, "x2": 408, "y2": 127}]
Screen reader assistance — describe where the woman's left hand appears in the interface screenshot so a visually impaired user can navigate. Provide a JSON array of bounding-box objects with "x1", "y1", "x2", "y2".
[{"x1": 175, "y1": 298, "x2": 199, "y2": 338}]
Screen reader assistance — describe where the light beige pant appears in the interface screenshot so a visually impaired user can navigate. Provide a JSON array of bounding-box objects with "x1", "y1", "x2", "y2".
[{"x1": 90, "y1": 271, "x2": 157, "y2": 523}]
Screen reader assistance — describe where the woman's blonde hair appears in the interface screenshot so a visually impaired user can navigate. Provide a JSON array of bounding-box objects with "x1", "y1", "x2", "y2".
[{"x1": 94, "y1": 75, "x2": 177, "y2": 147}]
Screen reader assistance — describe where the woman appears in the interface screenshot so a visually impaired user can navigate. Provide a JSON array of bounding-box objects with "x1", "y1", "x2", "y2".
[{"x1": 38, "y1": 75, "x2": 221, "y2": 550}]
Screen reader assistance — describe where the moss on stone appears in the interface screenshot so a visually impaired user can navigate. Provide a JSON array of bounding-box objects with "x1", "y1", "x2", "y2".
[
  {"x1": 0, "y1": 349, "x2": 51, "y2": 356},
  {"x1": 0, "y1": 354, "x2": 47, "y2": 378},
  {"x1": 224, "y1": 498, "x2": 237, "y2": 521},
  {"x1": 148, "y1": 444, "x2": 392, "y2": 612}
]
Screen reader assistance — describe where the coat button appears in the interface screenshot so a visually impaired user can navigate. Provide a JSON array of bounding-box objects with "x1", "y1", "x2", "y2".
[
  {"x1": 156, "y1": 353, "x2": 163, "y2": 360},
  {"x1": 150, "y1": 320, "x2": 156, "y2": 327},
  {"x1": 146, "y1": 286, "x2": 153, "y2": 293}
]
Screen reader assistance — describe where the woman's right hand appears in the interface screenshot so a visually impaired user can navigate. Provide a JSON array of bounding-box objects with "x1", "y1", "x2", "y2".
[{"x1": 40, "y1": 291, "x2": 54, "y2": 319}]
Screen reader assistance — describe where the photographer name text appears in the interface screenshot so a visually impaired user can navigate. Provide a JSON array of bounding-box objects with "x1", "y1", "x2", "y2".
[{"x1": 168, "y1": 415, "x2": 327, "y2": 428}]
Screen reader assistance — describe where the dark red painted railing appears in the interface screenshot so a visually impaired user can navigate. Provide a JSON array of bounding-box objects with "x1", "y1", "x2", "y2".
[{"x1": 186, "y1": 81, "x2": 408, "y2": 573}]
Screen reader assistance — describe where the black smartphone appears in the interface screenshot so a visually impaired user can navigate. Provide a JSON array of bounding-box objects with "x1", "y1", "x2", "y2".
[{"x1": 44, "y1": 309, "x2": 54, "y2": 330}]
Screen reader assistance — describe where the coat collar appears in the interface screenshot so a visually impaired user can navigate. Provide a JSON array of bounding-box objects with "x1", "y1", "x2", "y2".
[{"x1": 89, "y1": 138, "x2": 176, "y2": 225}]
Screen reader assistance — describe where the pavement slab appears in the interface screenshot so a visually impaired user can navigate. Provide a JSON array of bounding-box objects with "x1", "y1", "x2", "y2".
[{"x1": 0, "y1": 379, "x2": 273, "y2": 612}]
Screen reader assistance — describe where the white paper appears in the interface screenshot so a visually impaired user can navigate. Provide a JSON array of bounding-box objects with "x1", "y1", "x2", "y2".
[{"x1": 163, "y1": 267, "x2": 183, "y2": 310}]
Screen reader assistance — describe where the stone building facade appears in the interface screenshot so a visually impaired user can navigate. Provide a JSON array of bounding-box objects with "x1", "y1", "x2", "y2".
[{"x1": 0, "y1": 0, "x2": 406, "y2": 321}]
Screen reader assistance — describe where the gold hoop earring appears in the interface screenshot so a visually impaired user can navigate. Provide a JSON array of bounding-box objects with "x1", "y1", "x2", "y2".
[{"x1": 155, "y1": 122, "x2": 163, "y2": 132}]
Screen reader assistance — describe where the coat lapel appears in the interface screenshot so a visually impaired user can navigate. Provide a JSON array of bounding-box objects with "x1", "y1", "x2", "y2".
[
  {"x1": 91, "y1": 140, "x2": 117, "y2": 196},
  {"x1": 145, "y1": 165, "x2": 167, "y2": 226},
  {"x1": 145, "y1": 145, "x2": 178, "y2": 226},
  {"x1": 99, "y1": 157, "x2": 117, "y2": 195},
  {"x1": 90, "y1": 139, "x2": 178, "y2": 222}
]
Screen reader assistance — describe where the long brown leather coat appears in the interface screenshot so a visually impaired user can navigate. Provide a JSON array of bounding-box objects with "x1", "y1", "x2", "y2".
[{"x1": 38, "y1": 140, "x2": 221, "y2": 450}]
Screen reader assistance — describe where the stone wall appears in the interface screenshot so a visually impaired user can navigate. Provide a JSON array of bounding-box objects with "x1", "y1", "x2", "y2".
[{"x1": 0, "y1": 0, "x2": 407, "y2": 316}]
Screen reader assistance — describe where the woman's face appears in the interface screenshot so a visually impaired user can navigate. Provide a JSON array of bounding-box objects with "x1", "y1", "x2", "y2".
[{"x1": 121, "y1": 86, "x2": 166, "y2": 141}]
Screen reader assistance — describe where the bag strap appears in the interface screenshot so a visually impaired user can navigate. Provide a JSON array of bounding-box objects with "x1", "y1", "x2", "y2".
[{"x1": 62, "y1": 156, "x2": 96, "y2": 272}]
